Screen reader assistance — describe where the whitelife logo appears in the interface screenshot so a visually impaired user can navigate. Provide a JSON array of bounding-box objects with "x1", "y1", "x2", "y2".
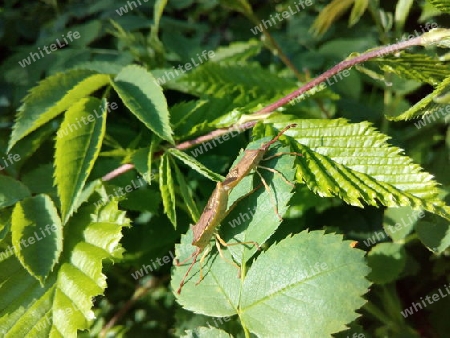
[{"x1": 18, "y1": 31, "x2": 81, "y2": 68}]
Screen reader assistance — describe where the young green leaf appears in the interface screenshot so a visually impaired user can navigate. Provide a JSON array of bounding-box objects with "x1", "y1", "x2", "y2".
[
  {"x1": 11, "y1": 194, "x2": 62, "y2": 285},
  {"x1": 111, "y1": 65, "x2": 174, "y2": 144},
  {"x1": 8, "y1": 69, "x2": 110, "y2": 151},
  {"x1": 55, "y1": 97, "x2": 107, "y2": 223}
]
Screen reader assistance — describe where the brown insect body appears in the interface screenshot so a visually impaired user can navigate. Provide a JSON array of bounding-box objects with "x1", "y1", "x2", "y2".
[
  {"x1": 191, "y1": 182, "x2": 229, "y2": 248},
  {"x1": 176, "y1": 123, "x2": 299, "y2": 294}
]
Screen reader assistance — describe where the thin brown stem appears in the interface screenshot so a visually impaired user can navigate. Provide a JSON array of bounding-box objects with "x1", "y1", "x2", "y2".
[{"x1": 102, "y1": 36, "x2": 423, "y2": 181}]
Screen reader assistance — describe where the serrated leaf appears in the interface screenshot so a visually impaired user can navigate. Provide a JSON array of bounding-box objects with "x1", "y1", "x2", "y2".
[
  {"x1": 0, "y1": 198, "x2": 128, "y2": 337},
  {"x1": 8, "y1": 69, "x2": 110, "y2": 151},
  {"x1": 111, "y1": 65, "x2": 174, "y2": 143},
  {"x1": 11, "y1": 195, "x2": 62, "y2": 285},
  {"x1": 367, "y1": 242, "x2": 406, "y2": 284},
  {"x1": 160, "y1": 153, "x2": 177, "y2": 227},
  {"x1": 266, "y1": 118, "x2": 450, "y2": 220},
  {"x1": 168, "y1": 148, "x2": 224, "y2": 182},
  {"x1": 240, "y1": 232, "x2": 370, "y2": 337},
  {"x1": 389, "y1": 76, "x2": 450, "y2": 121},
  {"x1": 55, "y1": 97, "x2": 107, "y2": 223},
  {"x1": 174, "y1": 61, "x2": 297, "y2": 105},
  {"x1": 173, "y1": 160, "x2": 200, "y2": 222},
  {"x1": 370, "y1": 53, "x2": 450, "y2": 86},
  {"x1": 173, "y1": 230, "x2": 370, "y2": 337},
  {"x1": 0, "y1": 176, "x2": 31, "y2": 209}
]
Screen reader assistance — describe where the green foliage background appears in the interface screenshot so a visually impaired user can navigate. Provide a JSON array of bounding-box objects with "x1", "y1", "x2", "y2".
[{"x1": 0, "y1": 0, "x2": 450, "y2": 337}]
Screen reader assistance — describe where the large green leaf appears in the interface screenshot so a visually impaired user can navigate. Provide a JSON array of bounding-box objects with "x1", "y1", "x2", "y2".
[
  {"x1": 266, "y1": 117, "x2": 450, "y2": 220},
  {"x1": 0, "y1": 197, "x2": 128, "y2": 337},
  {"x1": 111, "y1": 65, "x2": 174, "y2": 143},
  {"x1": 173, "y1": 231, "x2": 370, "y2": 337},
  {"x1": 8, "y1": 70, "x2": 110, "y2": 151},
  {"x1": 0, "y1": 176, "x2": 31, "y2": 209},
  {"x1": 55, "y1": 98, "x2": 107, "y2": 223},
  {"x1": 11, "y1": 195, "x2": 63, "y2": 285}
]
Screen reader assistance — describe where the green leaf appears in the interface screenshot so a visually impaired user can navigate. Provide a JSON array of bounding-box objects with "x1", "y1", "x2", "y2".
[
  {"x1": 428, "y1": 0, "x2": 450, "y2": 13},
  {"x1": 168, "y1": 148, "x2": 224, "y2": 182},
  {"x1": 395, "y1": 0, "x2": 414, "y2": 31},
  {"x1": 6, "y1": 121, "x2": 55, "y2": 174},
  {"x1": 151, "y1": 0, "x2": 168, "y2": 40},
  {"x1": 415, "y1": 215, "x2": 450, "y2": 253},
  {"x1": 174, "y1": 61, "x2": 297, "y2": 105},
  {"x1": 389, "y1": 76, "x2": 450, "y2": 121},
  {"x1": 310, "y1": 0, "x2": 355, "y2": 37},
  {"x1": 367, "y1": 243, "x2": 406, "y2": 284},
  {"x1": 383, "y1": 206, "x2": 422, "y2": 242},
  {"x1": 55, "y1": 97, "x2": 107, "y2": 223},
  {"x1": 0, "y1": 198, "x2": 128, "y2": 337},
  {"x1": 0, "y1": 176, "x2": 31, "y2": 209},
  {"x1": 173, "y1": 231, "x2": 370, "y2": 337},
  {"x1": 11, "y1": 195, "x2": 63, "y2": 285},
  {"x1": 211, "y1": 40, "x2": 262, "y2": 63},
  {"x1": 160, "y1": 153, "x2": 177, "y2": 227},
  {"x1": 111, "y1": 65, "x2": 174, "y2": 143},
  {"x1": 267, "y1": 118, "x2": 450, "y2": 220},
  {"x1": 239, "y1": 232, "x2": 370, "y2": 337},
  {"x1": 8, "y1": 69, "x2": 110, "y2": 151},
  {"x1": 173, "y1": 160, "x2": 200, "y2": 222},
  {"x1": 370, "y1": 53, "x2": 450, "y2": 86},
  {"x1": 349, "y1": 0, "x2": 369, "y2": 26}
]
